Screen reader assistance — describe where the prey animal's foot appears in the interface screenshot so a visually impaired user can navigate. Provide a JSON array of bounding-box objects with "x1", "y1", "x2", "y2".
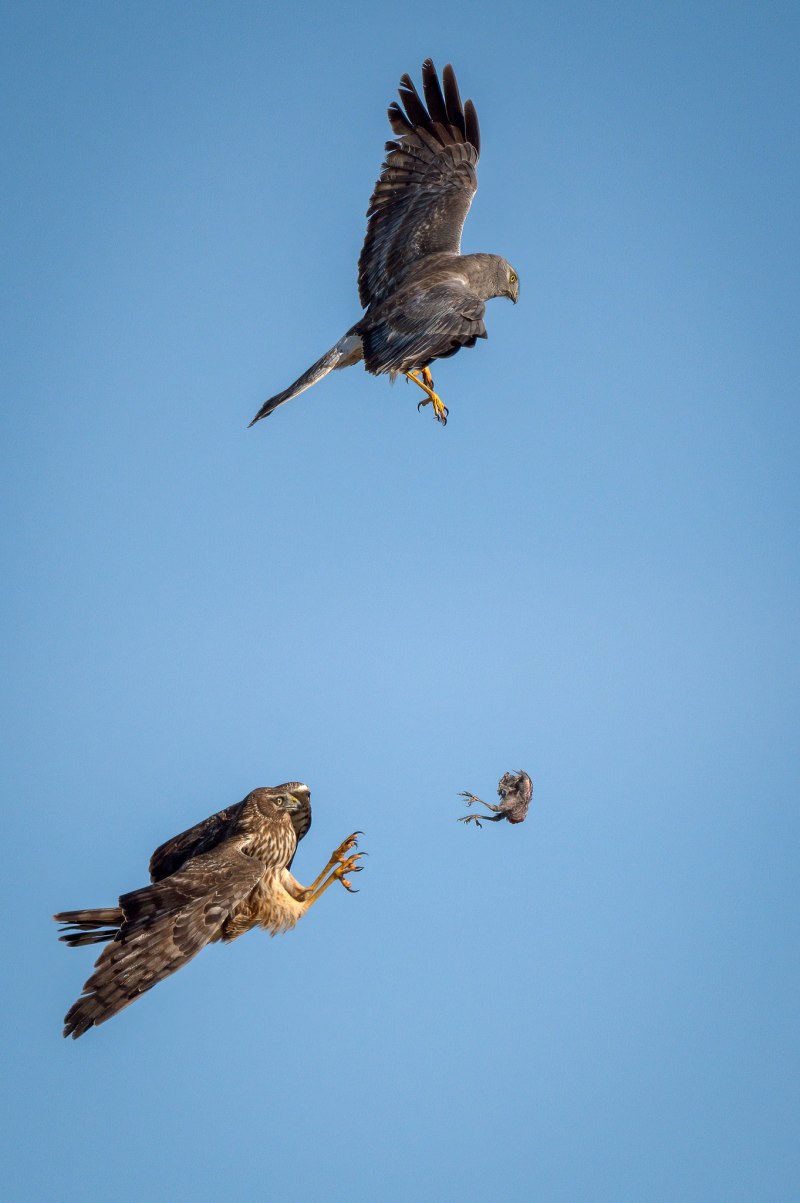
[
  {"x1": 458, "y1": 814, "x2": 483, "y2": 827},
  {"x1": 405, "y1": 370, "x2": 449, "y2": 426},
  {"x1": 459, "y1": 791, "x2": 483, "y2": 808}
]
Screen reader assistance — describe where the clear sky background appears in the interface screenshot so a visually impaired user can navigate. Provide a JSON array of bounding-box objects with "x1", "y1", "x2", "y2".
[{"x1": 2, "y1": 2, "x2": 798, "y2": 1199}]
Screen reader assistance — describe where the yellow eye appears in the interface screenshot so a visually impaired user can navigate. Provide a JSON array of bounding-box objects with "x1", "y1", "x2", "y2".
[{"x1": 509, "y1": 272, "x2": 517, "y2": 284}]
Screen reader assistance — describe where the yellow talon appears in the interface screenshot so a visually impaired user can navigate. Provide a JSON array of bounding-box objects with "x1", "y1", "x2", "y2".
[
  {"x1": 405, "y1": 370, "x2": 449, "y2": 425},
  {"x1": 333, "y1": 832, "x2": 361, "y2": 862},
  {"x1": 429, "y1": 392, "x2": 448, "y2": 423}
]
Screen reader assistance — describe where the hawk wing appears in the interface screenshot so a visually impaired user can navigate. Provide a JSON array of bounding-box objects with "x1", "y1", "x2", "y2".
[
  {"x1": 286, "y1": 792, "x2": 311, "y2": 870},
  {"x1": 148, "y1": 802, "x2": 244, "y2": 882},
  {"x1": 360, "y1": 280, "x2": 486, "y2": 375},
  {"x1": 62, "y1": 844, "x2": 265, "y2": 1038},
  {"x1": 358, "y1": 60, "x2": 480, "y2": 309}
]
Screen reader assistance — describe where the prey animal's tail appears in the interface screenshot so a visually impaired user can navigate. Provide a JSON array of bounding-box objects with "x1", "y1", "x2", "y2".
[
  {"x1": 54, "y1": 907, "x2": 123, "y2": 947},
  {"x1": 248, "y1": 332, "x2": 363, "y2": 426}
]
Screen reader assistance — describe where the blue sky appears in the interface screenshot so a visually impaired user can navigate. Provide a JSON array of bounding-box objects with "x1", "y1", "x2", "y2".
[{"x1": 2, "y1": 2, "x2": 798, "y2": 1199}]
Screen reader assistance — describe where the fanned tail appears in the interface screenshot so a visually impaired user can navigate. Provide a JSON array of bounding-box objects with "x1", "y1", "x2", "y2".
[
  {"x1": 54, "y1": 907, "x2": 123, "y2": 948},
  {"x1": 248, "y1": 333, "x2": 362, "y2": 426}
]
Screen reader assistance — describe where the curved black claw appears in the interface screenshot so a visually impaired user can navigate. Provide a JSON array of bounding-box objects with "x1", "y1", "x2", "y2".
[
  {"x1": 336, "y1": 852, "x2": 366, "y2": 893},
  {"x1": 417, "y1": 399, "x2": 426, "y2": 413}
]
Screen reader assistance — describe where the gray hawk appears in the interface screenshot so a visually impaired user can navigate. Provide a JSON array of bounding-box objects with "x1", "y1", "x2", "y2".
[{"x1": 249, "y1": 59, "x2": 519, "y2": 428}]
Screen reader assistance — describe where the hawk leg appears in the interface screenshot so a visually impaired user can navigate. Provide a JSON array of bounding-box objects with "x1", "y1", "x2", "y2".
[
  {"x1": 405, "y1": 370, "x2": 448, "y2": 425},
  {"x1": 306, "y1": 854, "x2": 365, "y2": 901},
  {"x1": 296, "y1": 833, "x2": 365, "y2": 903}
]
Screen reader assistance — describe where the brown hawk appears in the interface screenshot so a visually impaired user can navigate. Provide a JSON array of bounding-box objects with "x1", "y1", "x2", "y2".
[
  {"x1": 54, "y1": 783, "x2": 363, "y2": 1038},
  {"x1": 458, "y1": 770, "x2": 533, "y2": 827}
]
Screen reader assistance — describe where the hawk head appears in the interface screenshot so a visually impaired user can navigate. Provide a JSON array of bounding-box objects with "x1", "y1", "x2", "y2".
[
  {"x1": 270, "y1": 782, "x2": 310, "y2": 812},
  {"x1": 497, "y1": 258, "x2": 520, "y2": 304},
  {"x1": 255, "y1": 782, "x2": 313, "y2": 842}
]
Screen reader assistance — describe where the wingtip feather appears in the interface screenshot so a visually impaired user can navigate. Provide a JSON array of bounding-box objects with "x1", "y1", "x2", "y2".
[
  {"x1": 421, "y1": 58, "x2": 449, "y2": 127},
  {"x1": 441, "y1": 64, "x2": 465, "y2": 135},
  {"x1": 464, "y1": 99, "x2": 480, "y2": 154}
]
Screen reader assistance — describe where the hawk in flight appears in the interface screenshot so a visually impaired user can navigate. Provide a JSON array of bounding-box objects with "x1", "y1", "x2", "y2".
[
  {"x1": 458, "y1": 770, "x2": 533, "y2": 827},
  {"x1": 249, "y1": 59, "x2": 519, "y2": 428},
  {"x1": 54, "y1": 783, "x2": 363, "y2": 1038}
]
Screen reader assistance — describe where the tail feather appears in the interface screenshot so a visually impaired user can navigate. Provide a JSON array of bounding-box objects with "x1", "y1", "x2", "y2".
[
  {"x1": 54, "y1": 907, "x2": 123, "y2": 948},
  {"x1": 248, "y1": 333, "x2": 362, "y2": 426}
]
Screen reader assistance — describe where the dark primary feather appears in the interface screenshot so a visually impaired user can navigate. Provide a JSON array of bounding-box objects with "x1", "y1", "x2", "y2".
[
  {"x1": 56, "y1": 907, "x2": 124, "y2": 947},
  {"x1": 358, "y1": 59, "x2": 480, "y2": 309}
]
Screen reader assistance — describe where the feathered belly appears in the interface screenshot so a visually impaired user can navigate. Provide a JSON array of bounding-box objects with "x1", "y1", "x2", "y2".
[
  {"x1": 223, "y1": 875, "x2": 306, "y2": 941},
  {"x1": 260, "y1": 875, "x2": 307, "y2": 935}
]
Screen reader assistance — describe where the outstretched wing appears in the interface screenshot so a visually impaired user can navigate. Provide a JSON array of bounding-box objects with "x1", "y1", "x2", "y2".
[
  {"x1": 361, "y1": 281, "x2": 486, "y2": 376},
  {"x1": 63, "y1": 844, "x2": 264, "y2": 1038},
  {"x1": 148, "y1": 802, "x2": 244, "y2": 882},
  {"x1": 358, "y1": 60, "x2": 480, "y2": 309}
]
